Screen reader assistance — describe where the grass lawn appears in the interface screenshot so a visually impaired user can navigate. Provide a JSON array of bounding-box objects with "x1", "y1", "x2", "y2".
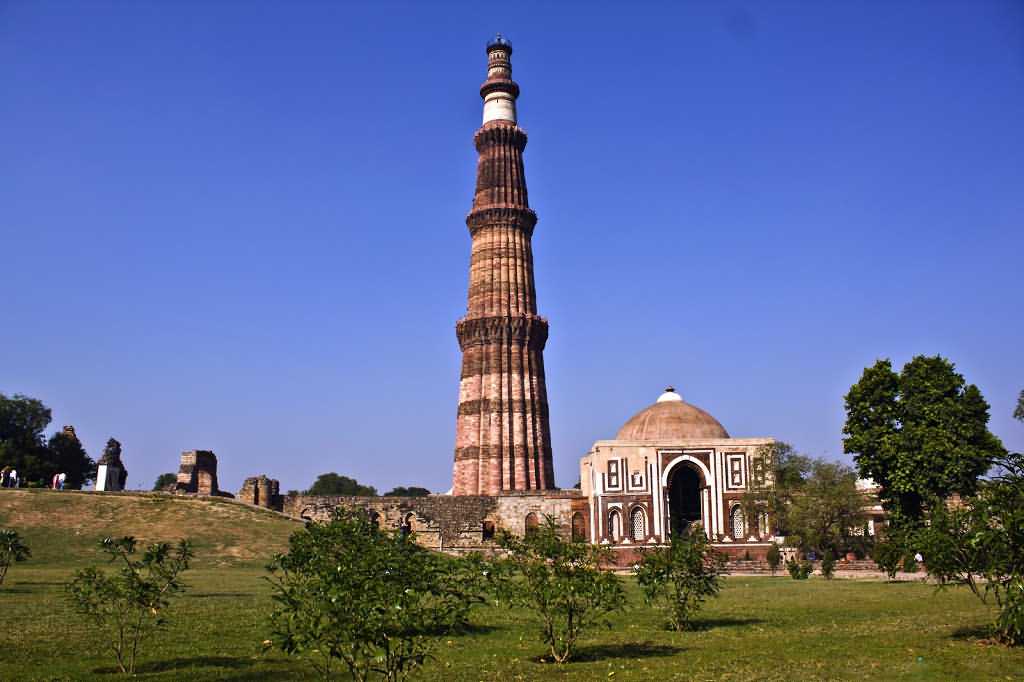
[{"x1": 2, "y1": 490, "x2": 1023, "y2": 680}]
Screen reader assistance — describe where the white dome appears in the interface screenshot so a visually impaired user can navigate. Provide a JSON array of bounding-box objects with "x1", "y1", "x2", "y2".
[{"x1": 656, "y1": 387, "x2": 684, "y2": 403}]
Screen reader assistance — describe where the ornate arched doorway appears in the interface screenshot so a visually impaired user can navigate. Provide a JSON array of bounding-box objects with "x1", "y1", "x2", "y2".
[{"x1": 667, "y1": 464, "x2": 703, "y2": 536}]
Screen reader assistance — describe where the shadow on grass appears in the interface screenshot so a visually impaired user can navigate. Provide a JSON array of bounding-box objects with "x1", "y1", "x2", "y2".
[
  {"x1": 187, "y1": 592, "x2": 257, "y2": 599},
  {"x1": 687, "y1": 616, "x2": 765, "y2": 631},
  {"x1": 94, "y1": 655, "x2": 260, "y2": 675},
  {"x1": 951, "y1": 624, "x2": 995, "y2": 642},
  {"x1": 17, "y1": 580, "x2": 67, "y2": 586},
  {"x1": 569, "y1": 641, "x2": 683, "y2": 662}
]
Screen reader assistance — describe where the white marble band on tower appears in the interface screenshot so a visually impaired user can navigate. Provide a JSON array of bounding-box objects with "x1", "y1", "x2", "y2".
[{"x1": 481, "y1": 34, "x2": 518, "y2": 124}]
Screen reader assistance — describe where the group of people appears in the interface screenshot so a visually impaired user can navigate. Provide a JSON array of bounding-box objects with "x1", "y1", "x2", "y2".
[
  {"x1": 0, "y1": 468, "x2": 70, "y2": 489},
  {"x1": 1, "y1": 466, "x2": 19, "y2": 488}
]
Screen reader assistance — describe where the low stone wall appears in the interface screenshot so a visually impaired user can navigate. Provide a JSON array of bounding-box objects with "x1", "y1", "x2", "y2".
[{"x1": 281, "y1": 490, "x2": 584, "y2": 554}]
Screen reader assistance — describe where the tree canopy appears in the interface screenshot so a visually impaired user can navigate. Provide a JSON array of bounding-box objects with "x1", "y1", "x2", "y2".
[
  {"x1": 305, "y1": 472, "x2": 377, "y2": 497},
  {"x1": 153, "y1": 473, "x2": 177, "y2": 491},
  {"x1": 0, "y1": 393, "x2": 95, "y2": 488},
  {"x1": 382, "y1": 486, "x2": 430, "y2": 497},
  {"x1": 749, "y1": 442, "x2": 866, "y2": 557},
  {"x1": 842, "y1": 355, "x2": 1005, "y2": 525}
]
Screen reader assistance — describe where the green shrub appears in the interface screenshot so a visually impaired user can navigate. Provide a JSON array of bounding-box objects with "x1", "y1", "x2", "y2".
[
  {"x1": 873, "y1": 537, "x2": 903, "y2": 580},
  {"x1": 67, "y1": 537, "x2": 193, "y2": 675},
  {"x1": 786, "y1": 557, "x2": 812, "y2": 580},
  {"x1": 916, "y1": 452, "x2": 1024, "y2": 645},
  {"x1": 902, "y1": 552, "x2": 919, "y2": 574},
  {"x1": 498, "y1": 516, "x2": 623, "y2": 663},
  {"x1": 266, "y1": 508, "x2": 490, "y2": 681},
  {"x1": 0, "y1": 529, "x2": 31, "y2": 586},
  {"x1": 766, "y1": 544, "x2": 781, "y2": 576},
  {"x1": 635, "y1": 527, "x2": 725, "y2": 631},
  {"x1": 820, "y1": 553, "x2": 836, "y2": 580}
]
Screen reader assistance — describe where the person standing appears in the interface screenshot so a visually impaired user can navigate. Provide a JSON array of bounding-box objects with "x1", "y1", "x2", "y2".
[
  {"x1": 58, "y1": 472, "x2": 66, "y2": 490},
  {"x1": 52, "y1": 473, "x2": 60, "y2": 490},
  {"x1": 9, "y1": 468, "x2": 17, "y2": 488},
  {"x1": 1, "y1": 466, "x2": 10, "y2": 488}
]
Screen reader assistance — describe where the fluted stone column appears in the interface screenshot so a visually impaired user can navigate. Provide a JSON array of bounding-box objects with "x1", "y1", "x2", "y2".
[{"x1": 452, "y1": 36, "x2": 555, "y2": 495}]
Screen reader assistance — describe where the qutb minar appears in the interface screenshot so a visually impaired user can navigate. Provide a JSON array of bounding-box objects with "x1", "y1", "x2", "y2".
[{"x1": 452, "y1": 35, "x2": 556, "y2": 495}]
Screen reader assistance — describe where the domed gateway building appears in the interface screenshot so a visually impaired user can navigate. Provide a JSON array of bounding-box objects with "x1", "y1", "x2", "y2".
[{"x1": 579, "y1": 388, "x2": 776, "y2": 560}]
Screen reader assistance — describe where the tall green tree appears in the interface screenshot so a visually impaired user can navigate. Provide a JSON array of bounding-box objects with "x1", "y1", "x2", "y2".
[
  {"x1": 0, "y1": 393, "x2": 51, "y2": 484},
  {"x1": 782, "y1": 459, "x2": 866, "y2": 557},
  {"x1": 0, "y1": 394, "x2": 96, "y2": 487},
  {"x1": 1015, "y1": 389, "x2": 1024, "y2": 423},
  {"x1": 305, "y1": 472, "x2": 377, "y2": 497},
  {"x1": 843, "y1": 355, "x2": 1005, "y2": 526},
  {"x1": 47, "y1": 428, "x2": 95, "y2": 489}
]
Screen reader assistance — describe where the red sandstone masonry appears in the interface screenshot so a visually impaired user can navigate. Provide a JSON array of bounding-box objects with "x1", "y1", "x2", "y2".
[{"x1": 452, "y1": 42, "x2": 554, "y2": 495}]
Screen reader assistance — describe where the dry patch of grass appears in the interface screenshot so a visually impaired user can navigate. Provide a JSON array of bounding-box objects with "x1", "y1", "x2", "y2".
[{"x1": 0, "y1": 489, "x2": 299, "y2": 567}]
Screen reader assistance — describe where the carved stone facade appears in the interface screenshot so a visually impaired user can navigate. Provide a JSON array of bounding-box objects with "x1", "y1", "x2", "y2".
[{"x1": 452, "y1": 36, "x2": 555, "y2": 496}]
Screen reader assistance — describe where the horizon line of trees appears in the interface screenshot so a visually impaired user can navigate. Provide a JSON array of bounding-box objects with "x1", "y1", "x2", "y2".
[{"x1": 304, "y1": 471, "x2": 430, "y2": 498}]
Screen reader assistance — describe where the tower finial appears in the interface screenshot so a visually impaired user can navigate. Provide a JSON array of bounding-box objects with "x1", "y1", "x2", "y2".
[{"x1": 480, "y1": 33, "x2": 518, "y2": 124}]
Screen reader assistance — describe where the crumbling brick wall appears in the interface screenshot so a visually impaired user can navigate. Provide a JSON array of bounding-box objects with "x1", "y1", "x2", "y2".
[
  {"x1": 281, "y1": 490, "x2": 584, "y2": 554},
  {"x1": 238, "y1": 475, "x2": 282, "y2": 510},
  {"x1": 175, "y1": 450, "x2": 226, "y2": 496}
]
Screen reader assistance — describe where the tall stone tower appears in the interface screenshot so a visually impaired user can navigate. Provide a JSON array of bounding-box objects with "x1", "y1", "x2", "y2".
[{"x1": 452, "y1": 35, "x2": 555, "y2": 496}]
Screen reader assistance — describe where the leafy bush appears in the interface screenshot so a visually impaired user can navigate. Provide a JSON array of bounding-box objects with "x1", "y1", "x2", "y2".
[
  {"x1": 266, "y1": 508, "x2": 492, "y2": 680},
  {"x1": 0, "y1": 529, "x2": 31, "y2": 585},
  {"x1": 820, "y1": 553, "x2": 836, "y2": 580},
  {"x1": 766, "y1": 544, "x2": 781, "y2": 576},
  {"x1": 786, "y1": 557, "x2": 812, "y2": 580},
  {"x1": 902, "y1": 552, "x2": 919, "y2": 574},
  {"x1": 916, "y1": 452, "x2": 1024, "y2": 645},
  {"x1": 67, "y1": 537, "x2": 193, "y2": 674},
  {"x1": 872, "y1": 537, "x2": 903, "y2": 580},
  {"x1": 498, "y1": 516, "x2": 624, "y2": 663},
  {"x1": 635, "y1": 527, "x2": 725, "y2": 631}
]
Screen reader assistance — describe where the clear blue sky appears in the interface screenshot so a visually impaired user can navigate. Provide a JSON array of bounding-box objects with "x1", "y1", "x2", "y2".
[{"x1": 2, "y1": 1, "x2": 1021, "y2": 494}]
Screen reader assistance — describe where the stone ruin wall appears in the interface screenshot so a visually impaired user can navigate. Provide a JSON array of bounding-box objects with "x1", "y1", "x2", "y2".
[
  {"x1": 237, "y1": 475, "x2": 280, "y2": 509},
  {"x1": 176, "y1": 450, "x2": 230, "y2": 497},
  {"x1": 280, "y1": 490, "x2": 586, "y2": 554}
]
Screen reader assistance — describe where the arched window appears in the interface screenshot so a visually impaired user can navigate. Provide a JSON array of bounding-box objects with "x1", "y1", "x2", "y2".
[
  {"x1": 608, "y1": 509, "x2": 622, "y2": 542},
  {"x1": 571, "y1": 512, "x2": 586, "y2": 542},
  {"x1": 730, "y1": 506, "x2": 745, "y2": 540},
  {"x1": 525, "y1": 512, "x2": 540, "y2": 538},
  {"x1": 758, "y1": 511, "x2": 770, "y2": 539},
  {"x1": 630, "y1": 506, "x2": 646, "y2": 540},
  {"x1": 482, "y1": 520, "x2": 495, "y2": 541}
]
